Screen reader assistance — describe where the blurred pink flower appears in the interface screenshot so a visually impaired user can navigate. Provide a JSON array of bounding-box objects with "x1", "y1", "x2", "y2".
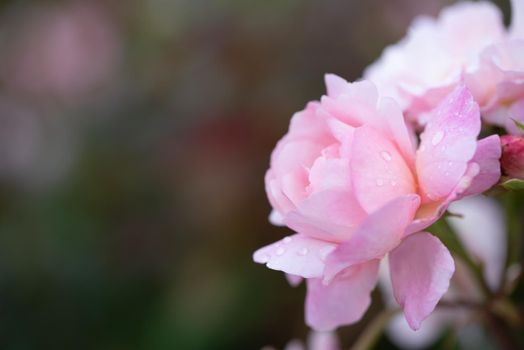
[
  {"x1": 0, "y1": 1, "x2": 121, "y2": 100},
  {"x1": 262, "y1": 331, "x2": 340, "y2": 350},
  {"x1": 0, "y1": 96, "x2": 76, "y2": 188},
  {"x1": 254, "y1": 76, "x2": 501, "y2": 331},
  {"x1": 365, "y1": 0, "x2": 524, "y2": 133},
  {"x1": 501, "y1": 135, "x2": 524, "y2": 179},
  {"x1": 380, "y1": 195, "x2": 506, "y2": 349}
]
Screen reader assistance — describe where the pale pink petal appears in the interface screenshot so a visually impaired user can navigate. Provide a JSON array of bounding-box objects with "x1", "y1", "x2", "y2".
[
  {"x1": 440, "y1": 1, "x2": 504, "y2": 58},
  {"x1": 318, "y1": 81, "x2": 380, "y2": 128},
  {"x1": 416, "y1": 84, "x2": 481, "y2": 202},
  {"x1": 324, "y1": 194, "x2": 420, "y2": 283},
  {"x1": 284, "y1": 190, "x2": 367, "y2": 242},
  {"x1": 325, "y1": 117, "x2": 355, "y2": 146},
  {"x1": 379, "y1": 97, "x2": 416, "y2": 166},
  {"x1": 390, "y1": 232, "x2": 455, "y2": 331},
  {"x1": 265, "y1": 100, "x2": 338, "y2": 213},
  {"x1": 265, "y1": 169, "x2": 295, "y2": 215},
  {"x1": 462, "y1": 135, "x2": 501, "y2": 197},
  {"x1": 407, "y1": 160, "x2": 482, "y2": 234},
  {"x1": 269, "y1": 209, "x2": 285, "y2": 226},
  {"x1": 287, "y1": 102, "x2": 331, "y2": 141},
  {"x1": 379, "y1": 258, "x2": 451, "y2": 349},
  {"x1": 253, "y1": 234, "x2": 336, "y2": 278},
  {"x1": 285, "y1": 273, "x2": 303, "y2": 287},
  {"x1": 511, "y1": 0, "x2": 524, "y2": 39},
  {"x1": 306, "y1": 260, "x2": 379, "y2": 331},
  {"x1": 307, "y1": 331, "x2": 341, "y2": 350},
  {"x1": 351, "y1": 125, "x2": 416, "y2": 213},
  {"x1": 337, "y1": 80, "x2": 379, "y2": 107},
  {"x1": 272, "y1": 139, "x2": 323, "y2": 205},
  {"x1": 324, "y1": 74, "x2": 348, "y2": 98},
  {"x1": 307, "y1": 155, "x2": 352, "y2": 194}
]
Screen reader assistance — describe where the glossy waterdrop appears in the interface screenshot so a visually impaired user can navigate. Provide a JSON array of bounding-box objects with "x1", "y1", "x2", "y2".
[
  {"x1": 380, "y1": 151, "x2": 392, "y2": 161},
  {"x1": 298, "y1": 247, "x2": 309, "y2": 256},
  {"x1": 432, "y1": 131, "x2": 444, "y2": 146}
]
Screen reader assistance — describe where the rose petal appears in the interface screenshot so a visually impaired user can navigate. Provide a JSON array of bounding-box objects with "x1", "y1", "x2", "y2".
[
  {"x1": 305, "y1": 260, "x2": 379, "y2": 331},
  {"x1": 462, "y1": 135, "x2": 501, "y2": 197},
  {"x1": 324, "y1": 194, "x2": 420, "y2": 283},
  {"x1": 389, "y1": 232, "x2": 455, "y2": 330},
  {"x1": 416, "y1": 84, "x2": 481, "y2": 202},
  {"x1": 351, "y1": 125, "x2": 417, "y2": 213},
  {"x1": 379, "y1": 97, "x2": 417, "y2": 166},
  {"x1": 324, "y1": 74, "x2": 348, "y2": 98},
  {"x1": 253, "y1": 234, "x2": 336, "y2": 278},
  {"x1": 284, "y1": 190, "x2": 367, "y2": 242}
]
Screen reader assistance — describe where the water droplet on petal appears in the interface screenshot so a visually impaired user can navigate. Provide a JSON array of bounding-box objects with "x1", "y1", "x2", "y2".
[
  {"x1": 376, "y1": 179, "x2": 384, "y2": 186},
  {"x1": 380, "y1": 151, "x2": 392, "y2": 161},
  {"x1": 469, "y1": 162, "x2": 480, "y2": 177},
  {"x1": 390, "y1": 180, "x2": 397, "y2": 186},
  {"x1": 432, "y1": 131, "x2": 444, "y2": 146},
  {"x1": 298, "y1": 248, "x2": 308, "y2": 256},
  {"x1": 283, "y1": 236, "x2": 292, "y2": 244},
  {"x1": 276, "y1": 247, "x2": 285, "y2": 256}
]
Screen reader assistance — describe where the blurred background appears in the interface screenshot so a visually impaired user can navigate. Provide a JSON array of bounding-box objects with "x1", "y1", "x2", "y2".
[{"x1": 0, "y1": 0, "x2": 511, "y2": 349}]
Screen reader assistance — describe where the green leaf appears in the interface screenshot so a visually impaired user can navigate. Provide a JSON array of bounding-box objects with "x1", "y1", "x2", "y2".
[
  {"x1": 502, "y1": 178, "x2": 524, "y2": 191},
  {"x1": 511, "y1": 118, "x2": 524, "y2": 134}
]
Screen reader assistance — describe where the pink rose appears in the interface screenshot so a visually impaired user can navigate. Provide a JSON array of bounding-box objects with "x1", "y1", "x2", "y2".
[
  {"x1": 501, "y1": 135, "x2": 524, "y2": 179},
  {"x1": 381, "y1": 195, "x2": 506, "y2": 349},
  {"x1": 254, "y1": 75, "x2": 501, "y2": 331},
  {"x1": 469, "y1": 40, "x2": 524, "y2": 134},
  {"x1": 364, "y1": 0, "x2": 524, "y2": 133}
]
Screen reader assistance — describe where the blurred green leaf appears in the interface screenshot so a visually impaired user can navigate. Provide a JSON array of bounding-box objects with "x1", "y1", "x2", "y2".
[
  {"x1": 512, "y1": 118, "x2": 524, "y2": 133},
  {"x1": 502, "y1": 178, "x2": 524, "y2": 191}
]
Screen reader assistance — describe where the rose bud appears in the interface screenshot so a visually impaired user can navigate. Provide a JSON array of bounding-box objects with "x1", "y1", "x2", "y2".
[{"x1": 501, "y1": 135, "x2": 524, "y2": 179}]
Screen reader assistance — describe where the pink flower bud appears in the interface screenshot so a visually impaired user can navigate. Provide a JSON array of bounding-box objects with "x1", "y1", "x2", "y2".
[{"x1": 501, "y1": 135, "x2": 524, "y2": 179}]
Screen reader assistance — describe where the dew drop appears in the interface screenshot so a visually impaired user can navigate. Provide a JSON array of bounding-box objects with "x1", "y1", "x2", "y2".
[
  {"x1": 390, "y1": 180, "x2": 397, "y2": 186},
  {"x1": 432, "y1": 131, "x2": 444, "y2": 146},
  {"x1": 283, "y1": 236, "x2": 292, "y2": 244},
  {"x1": 276, "y1": 247, "x2": 285, "y2": 256},
  {"x1": 376, "y1": 179, "x2": 384, "y2": 186},
  {"x1": 298, "y1": 248, "x2": 309, "y2": 256},
  {"x1": 380, "y1": 151, "x2": 392, "y2": 161},
  {"x1": 469, "y1": 162, "x2": 480, "y2": 177}
]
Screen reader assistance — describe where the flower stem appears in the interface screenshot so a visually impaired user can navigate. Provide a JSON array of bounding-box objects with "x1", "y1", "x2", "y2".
[{"x1": 350, "y1": 308, "x2": 399, "y2": 350}]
